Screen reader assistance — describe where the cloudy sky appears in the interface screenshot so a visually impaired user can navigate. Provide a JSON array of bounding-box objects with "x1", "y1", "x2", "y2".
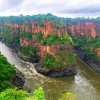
[{"x1": 0, "y1": 0, "x2": 100, "y2": 17}]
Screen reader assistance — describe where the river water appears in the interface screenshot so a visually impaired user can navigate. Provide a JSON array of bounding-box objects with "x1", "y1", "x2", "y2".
[{"x1": 0, "y1": 41, "x2": 100, "y2": 100}]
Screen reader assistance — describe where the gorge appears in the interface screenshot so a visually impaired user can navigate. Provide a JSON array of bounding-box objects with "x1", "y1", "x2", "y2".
[{"x1": 0, "y1": 14, "x2": 100, "y2": 100}]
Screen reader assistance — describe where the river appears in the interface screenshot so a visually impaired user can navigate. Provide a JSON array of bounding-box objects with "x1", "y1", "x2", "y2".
[{"x1": 0, "y1": 41, "x2": 100, "y2": 100}]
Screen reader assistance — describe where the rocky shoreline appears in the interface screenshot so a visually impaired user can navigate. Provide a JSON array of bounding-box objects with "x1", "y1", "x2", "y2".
[
  {"x1": 17, "y1": 50, "x2": 77, "y2": 77},
  {"x1": 17, "y1": 52, "x2": 77, "y2": 77},
  {"x1": 34, "y1": 63, "x2": 77, "y2": 77},
  {"x1": 17, "y1": 51, "x2": 39, "y2": 63},
  {"x1": 12, "y1": 71, "x2": 25, "y2": 89},
  {"x1": 16, "y1": 50, "x2": 77, "y2": 77}
]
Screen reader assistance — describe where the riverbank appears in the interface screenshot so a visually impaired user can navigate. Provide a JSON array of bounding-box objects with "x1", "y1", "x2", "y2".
[
  {"x1": 12, "y1": 70, "x2": 25, "y2": 89},
  {"x1": 16, "y1": 52, "x2": 77, "y2": 77},
  {"x1": 34, "y1": 63, "x2": 77, "y2": 77},
  {"x1": 75, "y1": 50, "x2": 100, "y2": 73}
]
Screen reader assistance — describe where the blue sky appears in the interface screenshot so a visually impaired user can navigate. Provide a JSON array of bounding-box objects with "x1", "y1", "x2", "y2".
[{"x1": 0, "y1": 0, "x2": 100, "y2": 17}]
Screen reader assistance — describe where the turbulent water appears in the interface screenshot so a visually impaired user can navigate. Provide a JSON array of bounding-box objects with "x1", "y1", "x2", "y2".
[{"x1": 0, "y1": 41, "x2": 100, "y2": 100}]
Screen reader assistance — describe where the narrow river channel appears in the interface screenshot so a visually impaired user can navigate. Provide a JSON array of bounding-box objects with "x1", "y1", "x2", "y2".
[{"x1": 0, "y1": 41, "x2": 100, "y2": 100}]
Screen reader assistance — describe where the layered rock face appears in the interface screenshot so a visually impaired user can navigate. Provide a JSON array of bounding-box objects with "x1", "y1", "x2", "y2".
[
  {"x1": 4, "y1": 20, "x2": 100, "y2": 38},
  {"x1": 68, "y1": 22, "x2": 100, "y2": 38},
  {"x1": 4, "y1": 20, "x2": 66, "y2": 36}
]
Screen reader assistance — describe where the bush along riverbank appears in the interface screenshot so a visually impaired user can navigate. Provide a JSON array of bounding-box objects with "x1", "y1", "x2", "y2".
[{"x1": 72, "y1": 35, "x2": 100, "y2": 72}]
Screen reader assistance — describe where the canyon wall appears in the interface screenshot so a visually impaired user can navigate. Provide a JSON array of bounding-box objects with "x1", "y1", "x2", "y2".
[
  {"x1": 3, "y1": 20, "x2": 68, "y2": 59},
  {"x1": 68, "y1": 22, "x2": 100, "y2": 38},
  {"x1": 3, "y1": 20, "x2": 100, "y2": 38},
  {"x1": 2, "y1": 19, "x2": 100, "y2": 59},
  {"x1": 4, "y1": 20, "x2": 66, "y2": 36}
]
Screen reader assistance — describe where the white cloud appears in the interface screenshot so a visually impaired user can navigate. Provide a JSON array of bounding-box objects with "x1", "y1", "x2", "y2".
[{"x1": 0, "y1": 0, "x2": 100, "y2": 17}]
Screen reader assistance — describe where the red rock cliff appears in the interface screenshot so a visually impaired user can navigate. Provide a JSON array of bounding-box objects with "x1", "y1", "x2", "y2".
[
  {"x1": 68, "y1": 22, "x2": 100, "y2": 38},
  {"x1": 4, "y1": 20, "x2": 66, "y2": 36}
]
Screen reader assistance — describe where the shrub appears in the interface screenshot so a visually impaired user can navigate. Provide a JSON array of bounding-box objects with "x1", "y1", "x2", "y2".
[
  {"x1": 36, "y1": 32, "x2": 43, "y2": 41},
  {"x1": 20, "y1": 46, "x2": 37, "y2": 57},
  {"x1": 58, "y1": 34, "x2": 73, "y2": 45},
  {"x1": 0, "y1": 89, "x2": 28, "y2": 100},
  {"x1": 65, "y1": 34, "x2": 73, "y2": 45},
  {"x1": 67, "y1": 53, "x2": 76, "y2": 64},
  {"x1": 42, "y1": 34, "x2": 58, "y2": 45},
  {"x1": 43, "y1": 54, "x2": 55, "y2": 68},
  {"x1": 58, "y1": 35, "x2": 66, "y2": 44},
  {"x1": 0, "y1": 87, "x2": 45, "y2": 100},
  {"x1": 0, "y1": 81, "x2": 14, "y2": 92},
  {"x1": 54, "y1": 56, "x2": 62, "y2": 69},
  {"x1": 60, "y1": 92, "x2": 76, "y2": 100},
  {"x1": 32, "y1": 87, "x2": 45, "y2": 100},
  {"x1": 20, "y1": 31, "x2": 32, "y2": 40}
]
